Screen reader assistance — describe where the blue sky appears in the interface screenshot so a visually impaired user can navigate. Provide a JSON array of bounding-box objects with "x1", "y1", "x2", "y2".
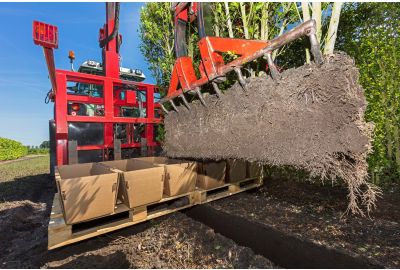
[{"x1": 0, "y1": 2, "x2": 153, "y2": 146}]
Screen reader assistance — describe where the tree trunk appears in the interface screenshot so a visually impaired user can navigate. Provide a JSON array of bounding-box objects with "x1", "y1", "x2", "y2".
[
  {"x1": 224, "y1": 2, "x2": 234, "y2": 38},
  {"x1": 239, "y1": 3, "x2": 250, "y2": 39},
  {"x1": 312, "y1": 2, "x2": 322, "y2": 43},
  {"x1": 260, "y1": 3, "x2": 269, "y2": 40},
  {"x1": 394, "y1": 125, "x2": 400, "y2": 178},
  {"x1": 301, "y1": 2, "x2": 311, "y2": 63},
  {"x1": 324, "y1": 2, "x2": 343, "y2": 55},
  {"x1": 214, "y1": 4, "x2": 220, "y2": 37}
]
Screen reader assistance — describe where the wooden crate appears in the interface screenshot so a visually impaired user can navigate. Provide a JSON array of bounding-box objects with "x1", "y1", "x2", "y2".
[{"x1": 48, "y1": 176, "x2": 263, "y2": 250}]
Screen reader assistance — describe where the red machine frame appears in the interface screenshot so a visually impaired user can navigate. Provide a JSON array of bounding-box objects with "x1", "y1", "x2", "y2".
[
  {"x1": 33, "y1": 3, "x2": 161, "y2": 166},
  {"x1": 162, "y1": 3, "x2": 322, "y2": 111}
]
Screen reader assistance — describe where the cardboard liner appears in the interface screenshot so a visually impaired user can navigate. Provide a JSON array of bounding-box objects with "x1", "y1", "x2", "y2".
[
  {"x1": 164, "y1": 162, "x2": 197, "y2": 196},
  {"x1": 226, "y1": 159, "x2": 247, "y2": 183},
  {"x1": 100, "y1": 159, "x2": 165, "y2": 208},
  {"x1": 134, "y1": 156, "x2": 169, "y2": 165},
  {"x1": 247, "y1": 162, "x2": 263, "y2": 178},
  {"x1": 56, "y1": 163, "x2": 119, "y2": 225},
  {"x1": 197, "y1": 161, "x2": 226, "y2": 190},
  {"x1": 134, "y1": 156, "x2": 197, "y2": 197}
]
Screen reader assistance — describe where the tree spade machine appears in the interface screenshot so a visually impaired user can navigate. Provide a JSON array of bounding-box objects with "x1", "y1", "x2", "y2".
[
  {"x1": 32, "y1": 2, "x2": 336, "y2": 250},
  {"x1": 33, "y1": 2, "x2": 162, "y2": 175}
]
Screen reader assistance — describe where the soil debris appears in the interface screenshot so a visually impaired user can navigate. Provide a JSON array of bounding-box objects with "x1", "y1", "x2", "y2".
[{"x1": 164, "y1": 53, "x2": 377, "y2": 214}]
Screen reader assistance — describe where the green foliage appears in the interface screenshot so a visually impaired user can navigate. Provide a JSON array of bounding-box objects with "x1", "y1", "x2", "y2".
[
  {"x1": 337, "y1": 3, "x2": 400, "y2": 186},
  {"x1": 27, "y1": 146, "x2": 49, "y2": 155},
  {"x1": 139, "y1": 3, "x2": 175, "y2": 90},
  {"x1": 0, "y1": 138, "x2": 28, "y2": 161},
  {"x1": 40, "y1": 140, "x2": 50, "y2": 149},
  {"x1": 139, "y1": 2, "x2": 339, "y2": 89},
  {"x1": 155, "y1": 124, "x2": 165, "y2": 143}
]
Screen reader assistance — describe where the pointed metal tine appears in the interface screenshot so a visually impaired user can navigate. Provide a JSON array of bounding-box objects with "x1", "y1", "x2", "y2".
[
  {"x1": 212, "y1": 82, "x2": 222, "y2": 98},
  {"x1": 169, "y1": 99, "x2": 179, "y2": 112},
  {"x1": 265, "y1": 52, "x2": 281, "y2": 81},
  {"x1": 179, "y1": 94, "x2": 190, "y2": 110},
  {"x1": 308, "y1": 33, "x2": 323, "y2": 65},
  {"x1": 233, "y1": 67, "x2": 247, "y2": 90},
  {"x1": 194, "y1": 87, "x2": 206, "y2": 106},
  {"x1": 160, "y1": 103, "x2": 169, "y2": 115}
]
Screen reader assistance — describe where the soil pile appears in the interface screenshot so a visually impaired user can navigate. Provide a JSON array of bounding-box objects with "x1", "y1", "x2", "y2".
[{"x1": 164, "y1": 53, "x2": 377, "y2": 214}]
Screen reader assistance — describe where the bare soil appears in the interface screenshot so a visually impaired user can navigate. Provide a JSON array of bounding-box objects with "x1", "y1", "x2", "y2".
[
  {"x1": 42, "y1": 213, "x2": 274, "y2": 269},
  {"x1": 209, "y1": 177, "x2": 400, "y2": 268}
]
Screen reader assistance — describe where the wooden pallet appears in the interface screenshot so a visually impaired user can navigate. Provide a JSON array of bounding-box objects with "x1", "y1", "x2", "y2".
[
  {"x1": 48, "y1": 191, "x2": 196, "y2": 250},
  {"x1": 48, "y1": 176, "x2": 263, "y2": 250},
  {"x1": 193, "y1": 176, "x2": 263, "y2": 204}
]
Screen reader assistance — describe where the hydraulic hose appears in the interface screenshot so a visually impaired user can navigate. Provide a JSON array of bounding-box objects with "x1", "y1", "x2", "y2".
[{"x1": 99, "y1": 2, "x2": 120, "y2": 48}]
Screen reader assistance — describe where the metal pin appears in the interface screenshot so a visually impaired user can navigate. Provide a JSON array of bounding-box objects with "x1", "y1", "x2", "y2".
[
  {"x1": 308, "y1": 33, "x2": 323, "y2": 65},
  {"x1": 234, "y1": 67, "x2": 247, "y2": 90},
  {"x1": 265, "y1": 52, "x2": 281, "y2": 81},
  {"x1": 194, "y1": 87, "x2": 206, "y2": 106},
  {"x1": 212, "y1": 82, "x2": 222, "y2": 98},
  {"x1": 179, "y1": 94, "x2": 190, "y2": 110},
  {"x1": 160, "y1": 103, "x2": 169, "y2": 115},
  {"x1": 169, "y1": 99, "x2": 179, "y2": 112}
]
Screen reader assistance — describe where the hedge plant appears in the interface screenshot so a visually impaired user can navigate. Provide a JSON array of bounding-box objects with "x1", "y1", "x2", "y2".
[{"x1": 0, "y1": 137, "x2": 28, "y2": 161}]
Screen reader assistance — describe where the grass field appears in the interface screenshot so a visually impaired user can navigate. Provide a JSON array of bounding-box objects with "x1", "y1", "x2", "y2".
[{"x1": 0, "y1": 155, "x2": 50, "y2": 203}]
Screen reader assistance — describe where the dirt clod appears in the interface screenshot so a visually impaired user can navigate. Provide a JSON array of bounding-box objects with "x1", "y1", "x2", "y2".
[{"x1": 164, "y1": 53, "x2": 376, "y2": 214}]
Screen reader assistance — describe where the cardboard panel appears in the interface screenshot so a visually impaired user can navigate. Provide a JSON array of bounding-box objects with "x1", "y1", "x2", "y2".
[
  {"x1": 164, "y1": 162, "x2": 197, "y2": 196},
  {"x1": 226, "y1": 159, "x2": 247, "y2": 183},
  {"x1": 134, "y1": 156, "x2": 168, "y2": 165},
  {"x1": 56, "y1": 163, "x2": 119, "y2": 224},
  {"x1": 100, "y1": 159, "x2": 157, "y2": 172},
  {"x1": 247, "y1": 162, "x2": 263, "y2": 178},
  {"x1": 197, "y1": 161, "x2": 226, "y2": 190},
  {"x1": 100, "y1": 159, "x2": 165, "y2": 208},
  {"x1": 134, "y1": 157, "x2": 197, "y2": 196},
  {"x1": 124, "y1": 167, "x2": 165, "y2": 208}
]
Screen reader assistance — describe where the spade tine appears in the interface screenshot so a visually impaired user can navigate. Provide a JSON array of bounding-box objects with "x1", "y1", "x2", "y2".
[
  {"x1": 169, "y1": 99, "x2": 179, "y2": 112},
  {"x1": 160, "y1": 103, "x2": 169, "y2": 115},
  {"x1": 265, "y1": 52, "x2": 281, "y2": 81},
  {"x1": 212, "y1": 82, "x2": 222, "y2": 98},
  {"x1": 234, "y1": 67, "x2": 247, "y2": 90},
  {"x1": 194, "y1": 87, "x2": 206, "y2": 106},
  {"x1": 179, "y1": 94, "x2": 190, "y2": 110},
  {"x1": 308, "y1": 33, "x2": 324, "y2": 65}
]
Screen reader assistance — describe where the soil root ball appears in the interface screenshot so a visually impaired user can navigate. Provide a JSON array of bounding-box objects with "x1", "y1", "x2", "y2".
[{"x1": 164, "y1": 53, "x2": 379, "y2": 215}]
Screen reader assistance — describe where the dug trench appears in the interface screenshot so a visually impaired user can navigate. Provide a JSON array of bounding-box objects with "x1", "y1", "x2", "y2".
[
  {"x1": 164, "y1": 52, "x2": 375, "y2": 214},
  {"x1": 185, "y1": 205, "x2": 380, "y2": 269}
]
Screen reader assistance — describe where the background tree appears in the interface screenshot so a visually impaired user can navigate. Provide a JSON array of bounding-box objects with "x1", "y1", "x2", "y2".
[
  {"x1": 139, "y1": 2, "x2": 343, "y2": 88},
  {"x1": 337, "y1": 3, "x2": 400, "y2": 186},
  {"x1": 40, "y1": 140, "x2": 50, "y2": 149},
  {"x1": 139, "y1": 3, "x2": 174, "y2": 89}
]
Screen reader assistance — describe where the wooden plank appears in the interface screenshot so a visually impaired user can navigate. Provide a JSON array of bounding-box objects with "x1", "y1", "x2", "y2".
[{"x1": 195, "y1": 177, "x2": 263, "y2": 204}]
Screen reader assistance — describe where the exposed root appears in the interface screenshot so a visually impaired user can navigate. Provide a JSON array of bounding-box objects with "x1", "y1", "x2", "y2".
[{"x1": 164, "y1": 53, "x2": 376, "y2": 215}]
